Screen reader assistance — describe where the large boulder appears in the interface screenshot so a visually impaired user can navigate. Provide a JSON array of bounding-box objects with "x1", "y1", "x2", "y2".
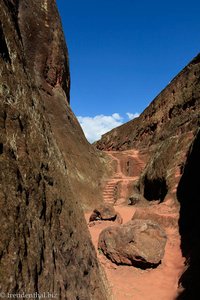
[{"x1": 98, "y1": 219, "x2": 167, "y2": 268}]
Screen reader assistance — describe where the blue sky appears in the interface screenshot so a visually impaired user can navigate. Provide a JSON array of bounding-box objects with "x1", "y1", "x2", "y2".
[{"x1": 56, "y1": 0, "x2": 200, "y2": 142}]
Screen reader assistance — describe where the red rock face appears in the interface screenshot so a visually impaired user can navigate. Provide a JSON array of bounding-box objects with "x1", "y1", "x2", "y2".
[
  {"x1": 0, "y1": 1, "x2": 109, "y2": 299},
  {"x1": 18, "y1": 0, "x2": 70, "y2": 101}
]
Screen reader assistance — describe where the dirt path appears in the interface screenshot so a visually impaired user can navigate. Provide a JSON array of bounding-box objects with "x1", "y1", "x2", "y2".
[{"x1": 85, "y1": 149, "x2": 185, "y2": 300}]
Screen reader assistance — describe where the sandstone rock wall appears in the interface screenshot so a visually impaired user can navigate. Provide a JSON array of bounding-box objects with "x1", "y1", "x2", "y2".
[
  {"x1": 17, "y1": 0, "x2": 111, "y2": 210},
  {"x1": 0, "y1": 1, "x2": 108, "y2": 298}
]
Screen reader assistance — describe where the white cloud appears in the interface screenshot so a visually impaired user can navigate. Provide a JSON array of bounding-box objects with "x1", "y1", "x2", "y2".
[
  {"x1": 77, "y1": 113, "x2": 123, "y2": 143},
  {"x1": 77, "y1": 112, "x2": 140, "y2": 143},
  {"x1": 112, "y1": 113, "x2": 122, "y2": 120},
  {"x1": 126, "y1": 112, "x2": 140, "y2": 120}
]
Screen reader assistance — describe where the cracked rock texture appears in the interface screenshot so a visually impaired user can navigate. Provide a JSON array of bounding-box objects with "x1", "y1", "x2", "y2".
[{"x1": 0, "y1": 1, "x2": 109, "y2": 298}]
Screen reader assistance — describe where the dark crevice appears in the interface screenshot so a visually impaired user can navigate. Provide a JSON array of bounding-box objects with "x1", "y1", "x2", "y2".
[
  {"x1": 143, "y1": 176, "x2": 168, "y2": 202},
  {"x1": 33, "y1": 265, "x2": 39, "y2": 293},
  {"x1": 44, "y1": 175, "x2": 54, "y2": 186},
  {"x1": 83, "y1": 270, "x2": 89, "y2": 276},
  {"x1": 182, "y1": 97, "x2": 196, "y2": 111},
  {"x1": 3, "y1": 0, "x2": 22, "y2": 41},
  {"x1": 62, "y1": 55, "x2": 70, "y2": 103},
  {"x1": 0, "y1": 21, "x2": 11, "y2": 63},
  {"x1": 0, "y1": 143, "x2": 3, "y2": 154},
  {"x1": 176, "y1": 130, "x2": 200, "y2": 299},
  {"x1": 8, "y1": 148, "x2": 16, "y2": 160},
  {"x1": 169, "y1": 98, "x2": 197, "y2": 119},
  {"x1": 130, "y1": 259, "x2": 160, "y2": 270},
  {"x1": 25, "y1": 189, "x2": 29, "y2": 206},
  {"x1": 18, "y1": 117, "x2": 25, "y2": 132},
  {"x1": 52, "y1": 249, "x2": 56, "y2": 268}
]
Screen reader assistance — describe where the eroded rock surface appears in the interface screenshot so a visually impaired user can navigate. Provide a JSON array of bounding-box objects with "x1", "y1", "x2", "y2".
[
  {"x1": 0, "y1": 1, "x2": 108, "y2": 299},
  {"x1": 98, "y1": 219, "x2": 167, "y2": 268}
]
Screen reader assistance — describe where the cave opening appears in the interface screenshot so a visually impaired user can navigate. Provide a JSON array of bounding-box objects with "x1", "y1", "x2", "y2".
[
  {"x1": 143, "y1": 176, "x2": 168, "y2": 202},
  {"x1": 176, "y1": 130, "x2": 200, "y2": 299}
]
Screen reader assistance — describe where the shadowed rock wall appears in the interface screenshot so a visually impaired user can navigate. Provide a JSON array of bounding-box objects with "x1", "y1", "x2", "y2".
[
  {"x1": 177, "y1": 130, "x2": 200, "y2": 299},
  {"x1": 18, "y1": 0, "x2": 111, "y2": 210},
  {"x1": 0, "y1": 1, "x2": 108, "y2": 298}
]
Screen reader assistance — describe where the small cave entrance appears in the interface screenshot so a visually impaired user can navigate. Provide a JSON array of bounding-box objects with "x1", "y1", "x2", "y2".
[
  {"x1": 143, "y1": 176, "x2": 168, "y2": 202},
  {"x1": 176, "y1": 130, "x2": 200, "y2": 299}
]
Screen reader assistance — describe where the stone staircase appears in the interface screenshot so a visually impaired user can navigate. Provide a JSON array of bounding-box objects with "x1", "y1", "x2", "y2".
[
  {"x1": 102, "y1": 180, "x2": 117, "y2": 204},
  {"x1": 102, "y1": 150, "x2": 147, "y2": 205}
]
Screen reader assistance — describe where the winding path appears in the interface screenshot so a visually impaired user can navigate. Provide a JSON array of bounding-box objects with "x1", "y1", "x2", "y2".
[{"x1": 85, "y1": 149, "x2": 185, "y2": 300}]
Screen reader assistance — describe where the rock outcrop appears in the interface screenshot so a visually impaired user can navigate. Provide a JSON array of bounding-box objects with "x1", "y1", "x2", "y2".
[
  {"x1": 98, "y1": 219, "x2": 167, "y2": 268},
  {"x1": 0, "y1": 1, "x2": 109, "y2": 298}
]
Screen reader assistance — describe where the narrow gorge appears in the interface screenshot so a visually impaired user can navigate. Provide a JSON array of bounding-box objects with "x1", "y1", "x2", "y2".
[{"x1": 0, "y1": 1, "x2": 200, "y2": 300}]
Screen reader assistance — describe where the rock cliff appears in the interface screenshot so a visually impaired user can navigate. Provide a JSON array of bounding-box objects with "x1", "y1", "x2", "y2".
[{"x1": 0, "y1": 1, "x2": 109, "y2": 298}]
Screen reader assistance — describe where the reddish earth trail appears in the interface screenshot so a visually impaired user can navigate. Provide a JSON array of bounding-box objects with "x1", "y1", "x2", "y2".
[{"x1": 85, "y1": 149, "x2": 185, "y2": 300}]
